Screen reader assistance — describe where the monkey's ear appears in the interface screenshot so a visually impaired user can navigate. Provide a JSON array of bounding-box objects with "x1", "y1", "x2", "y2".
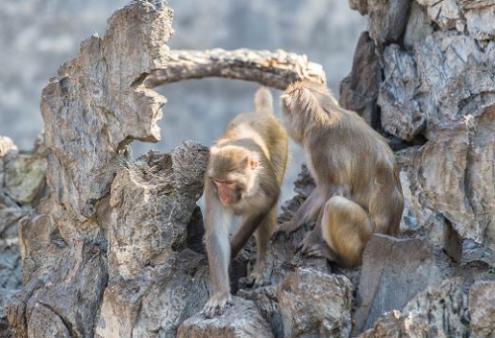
[{"x1": 242, "y1": 155, "x2": 258, "y2": 170}]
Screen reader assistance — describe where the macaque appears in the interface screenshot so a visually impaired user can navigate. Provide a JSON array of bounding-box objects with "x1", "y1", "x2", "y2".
[
  {"x1": 276, "y1": 80, "x2": 403, "y2": 267},
  {"x1": 202, "y1": 87, "x2": 288, "y2": 317}
]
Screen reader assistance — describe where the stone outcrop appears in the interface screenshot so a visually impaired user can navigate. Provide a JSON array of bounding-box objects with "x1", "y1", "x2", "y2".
[
  {"x1": 177, "y1": 297, "x2": 273, "y2": 338},
  {"x1": 343, "y1": 0, "x2": 495, "y2": 252},
  {"x1": 359, "y1": 278, "x2": 470, "y2": 338},
  {"x1": 2, "y1": 0, "x2": 495, "y2": 337}
]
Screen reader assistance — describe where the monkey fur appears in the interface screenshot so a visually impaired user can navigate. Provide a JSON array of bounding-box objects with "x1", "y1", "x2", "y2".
[{"x1": 202, "y1": 87, "x2": 288, "y2": 317}]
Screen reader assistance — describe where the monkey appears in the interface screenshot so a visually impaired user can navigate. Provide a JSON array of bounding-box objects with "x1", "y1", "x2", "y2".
[
  {"x1": 201, "y1": 87, "x2": 288, "y2": 318},
  {"x1": 275, "y1": 80, "x2": 403, "y2": 267}
]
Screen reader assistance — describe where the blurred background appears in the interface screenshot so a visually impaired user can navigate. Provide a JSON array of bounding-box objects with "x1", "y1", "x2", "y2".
[{"x1": 0, "y1": 0, "x2": 365, "y2": 198}]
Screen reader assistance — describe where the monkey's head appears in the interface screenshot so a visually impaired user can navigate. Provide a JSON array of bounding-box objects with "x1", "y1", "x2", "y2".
[
  {"x1": 281, "y1": 80, "x2": 333, "y2": 143},
  {"x1": 207, "y1": 146, "x2": 259, "y2": 207}
]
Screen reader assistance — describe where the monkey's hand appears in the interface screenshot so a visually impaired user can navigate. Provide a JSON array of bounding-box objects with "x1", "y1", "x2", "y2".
[
  {"x1": 202, "y1": 292, "x2": 233, "y2": 318},
  {"x1": 271, "y1": 220, "x2": 301, "y2": 239}
]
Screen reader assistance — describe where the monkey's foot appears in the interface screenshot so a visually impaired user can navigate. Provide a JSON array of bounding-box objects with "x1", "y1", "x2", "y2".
[
  {"x1": 298, "y1": 230, "x2": 338, "y2": 261},
  {"x1": 272, "y1": 220, "x2": 301, "y2": 239},
  {"x1": 201, "y1": 292, "x2": 233, "y2": 318},
  {"x1": 246, "y1": 261, "x2": 272, "y2": 287}
]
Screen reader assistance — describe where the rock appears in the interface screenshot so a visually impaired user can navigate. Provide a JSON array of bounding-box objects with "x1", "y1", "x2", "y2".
[
  {"x1": 237, "y1": 286, "x2": 284, "y2": 338},
  {"x1": 378, "y1": 44, "x2": 424, "y2": 140},
  {"x1": 359, "y1": 278, "x2": 469, "y2": 337},
  {"x1": 4, "y1": 154, "x2": 46, "y2": 204},
  {"x1": 414, "y1": 32, "x2": 495, "y2": 134},
  {"x1": 339, "y1": 31, "x2": 381, "y2": 128},
  {"x1": 39, "y1": 0, "x2": 171, "y2": 224},
  {"x1": 177, "y1": 297, "x2": 273, "y2": 338},
  {"x1": 397, "y1": 105, "x2": 495, "y2": 248},
  {"x1": 464, "y1": 3, "x2": 495, "y2": 41},
  {"x1": 353, "y1": 234, "x2": 446, "y2": 333},
  {"x1": 107, "y1": 144, "x2": 208, "y2": 281},
  {"x1": 416, "y1": 0, "x2": 465, "y2": 32},
  {"x1": 0, "y1": 137, "x2": 17, "y2": 158},
  {"x1": 276, "y1": 268, "x2": 353, "y2": 338},
  {"x1": 0, "y1": 137, "x2": 46, "y2": 338},
  {"x1": 367, "y1": 0, "x2": 411, "y2": 45},
  {"x1": 96, "y1": 249, "x2": 209, "y2": 338},
  {"x1": 95, "y1": 142, "x2": 210, "y2": 338},
  {"x1": 403, "y1": 1, "x2": 433, "y2": 48},
  {"x1": 469, "y1": 280, "x2": 495, "y2": 338}
]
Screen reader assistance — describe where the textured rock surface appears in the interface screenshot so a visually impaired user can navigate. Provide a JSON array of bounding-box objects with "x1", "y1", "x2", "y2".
[
  {"x1": 344, "y1": 0, "x2": 495, "y2": 250},
  {"x1": 341, "y1": 0, "x2": 495, "y2": 335},
  {"x1": 352, "y1": 235, "x2": 446, "y2": 333},
  {"x1": 339, "y1": 32, "x2": 381, "y2": 128},
  {"x1": 95, "y1": 145, "x2": 210, "y2": 338},
  {"x1": 177, "y1": 297, "x2": 273, "y2": 338},
  {"x1": 0, "y1": 136, "x2": 46, "y2": 338},
  {"x1": 359, "y1": 279, "x2": 470, "y2": 338},
  {"x1": 276, "y1": 268, "x2": 353, "y2": 338},
  {"x1": 469, "y1": 280, "x2": 495, "y2": 338}
]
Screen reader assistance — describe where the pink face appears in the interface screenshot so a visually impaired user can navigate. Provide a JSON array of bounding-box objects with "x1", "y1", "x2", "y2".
[{"x1": 213, "y1": 179, "x2": 240, "y2": 206}]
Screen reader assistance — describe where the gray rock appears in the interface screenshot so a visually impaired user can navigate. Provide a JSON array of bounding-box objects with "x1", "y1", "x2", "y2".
[
  {"x1": 397, "y1": 105, "x2": 495, "y2": 249},
  {"x1": 177, "y1": 297, "x2": 273, "y2": 338},
  {"x1": 237, "y1": 286, "x2": 284, "y2": 338},
  {"x1": 353, "y1": 234, "x2": 446, "y2": 333},
  {"x1": 96, "y1": 249, "x2": 209, "y2": 338},
  {"x1": 0, "y1": 137, "x2": 46, "y2": 338},
  {"x1": 378, "y1": 44, "x2": 424, "y2": 141},
  {"x1": 469, "y1": 280, "x2": 495, "y2": 338},
  {"x1": 417, "y1": 0, "x2": 465, "y2": 32},
  {"x1": 464, "y1": 4, "x2": 495, "y2": 40},
  {"x1": 276, "y1": 268, "x2": 353, "y2": 338},
  {"x1": 403, "y1": 1, "x2": 433, "y2": 48},
  {"x1": 339, "y1": 31, "x2": 381, "y2": 128},
  {"x1": 367, "y1": 0, "x2": 411, "y2": 45},
  {"x1": 359, "y1": 278, "x2": 469, "y2": 338},
  {"x1": 95, "y1": 143, "x2": 210, "y2": 338},
  {"x1": 40, "y1": 0, "x2": 172, "y2": 224},
  {"x1": 4, "y1": 153, "x2": 46, "y2": 204}
]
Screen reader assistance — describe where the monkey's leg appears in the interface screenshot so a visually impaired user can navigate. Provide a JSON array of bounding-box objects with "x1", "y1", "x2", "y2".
[
  {"x1": 369, "y1": 184, "x2": 404, "y2": 236},
  {"x1": 202, "y1": 194, "x2": 234, "y2": 318},
  {"x1": 308, "y1": 196, "x2": 372, "y2": 266},
  {"x1": 249, "y1": 208, "x2": 276, "y2": 286},
  {"x1": 273, "y1": 188, "x2": 323, "y2": 237}
]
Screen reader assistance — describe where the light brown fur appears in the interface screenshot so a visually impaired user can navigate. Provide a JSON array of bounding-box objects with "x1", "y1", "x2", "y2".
[
  {"x1": 202, "y1": 87, "x2": 288, "y2": 317},
  {"x1": 277, "y1": 80, "x2": 403, "y2": 267}
]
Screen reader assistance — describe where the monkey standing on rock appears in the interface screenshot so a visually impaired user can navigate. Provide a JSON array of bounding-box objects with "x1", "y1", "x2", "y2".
[
  {"x1": 202, "y1": 87, "x2": 288, "y2": 318},
  {"x1": 276, "y1": 80, "x2": 404, "y2": 267}
]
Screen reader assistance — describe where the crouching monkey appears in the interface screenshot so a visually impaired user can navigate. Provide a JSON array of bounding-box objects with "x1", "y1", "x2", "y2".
[
  {"x1": 202, "y1": 87, "x2": 288, "y2": 317},
  {"x1": 276, "y1": 80, "x2": 403, "y2": 267}
]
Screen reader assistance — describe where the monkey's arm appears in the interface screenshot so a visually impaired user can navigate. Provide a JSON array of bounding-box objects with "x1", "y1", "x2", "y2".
[
  {"x1": 203, "y1": 185, "x2": 233, "y2": 296},
  {"x1": 231, "y1": 210, "x2": 271, "y2": 258}
]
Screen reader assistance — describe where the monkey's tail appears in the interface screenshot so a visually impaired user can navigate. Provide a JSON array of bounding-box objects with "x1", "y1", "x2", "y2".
[{"x1": 254, "y1": 87, "x2": 274, "y2": 114}]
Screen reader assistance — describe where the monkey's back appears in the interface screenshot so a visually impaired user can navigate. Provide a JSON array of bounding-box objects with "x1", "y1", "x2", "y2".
[{"x1": 221, "y1": 112, "x2": 288, "y2": 185}]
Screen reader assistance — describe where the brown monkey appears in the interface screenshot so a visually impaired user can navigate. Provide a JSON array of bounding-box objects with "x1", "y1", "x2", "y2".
[
  {"x1": 276, "y1": 80, "x2": 403, "y2": 267},
  {"x1": 202, "y1": 87, "x2": 288, "y2": 317}
]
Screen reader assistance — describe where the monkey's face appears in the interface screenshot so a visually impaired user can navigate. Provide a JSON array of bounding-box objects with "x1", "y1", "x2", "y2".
[
  {"x1": 208, "y1": 147, "x2": 259, "y2": 207},
  {"x1": 211, "y1": 178, "x2": 244, "y2": 206}
]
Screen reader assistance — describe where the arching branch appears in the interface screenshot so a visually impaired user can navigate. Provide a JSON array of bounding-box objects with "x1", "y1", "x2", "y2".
[{"x1": 145, "y1": 49, "x2": 327, "y2": 90}]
